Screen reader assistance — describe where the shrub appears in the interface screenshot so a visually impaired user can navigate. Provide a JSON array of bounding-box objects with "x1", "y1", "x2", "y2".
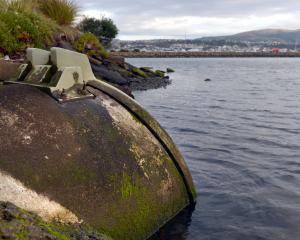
[
  {"x1": 78, "y1": 17, "x2": 118, "y2": 42},
  {"x1": 132, "y1": 68, "x2": 148, "y2": 78},
  {"x1": 0, "y1": 21, "x2": 17, "y2": 53},
  {"x1": 38, "y1": 0, "x2": 78, "y2": 26},
  {"x1": 0, "y1": 11, "x2": 55, "y2": 53},
  {"x1": 73, "y1": 33, "x2": 109, "y2": 59}
]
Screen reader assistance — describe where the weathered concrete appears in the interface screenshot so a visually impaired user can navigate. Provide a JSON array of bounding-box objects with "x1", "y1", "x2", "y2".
[
  {"x1": 0, "y1": 201, "x2": 112, "y2": 240},
  {"x1": 0, "y1": 48, "x2": 196, "y2": 239},
  {"x1": 0, "y1": 83, "x2": 195, "y2": 240}
]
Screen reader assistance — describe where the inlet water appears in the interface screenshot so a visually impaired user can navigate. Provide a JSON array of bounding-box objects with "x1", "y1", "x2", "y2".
[{"x1": 128, "y1": 58, "x2": 300, "y2": 240}]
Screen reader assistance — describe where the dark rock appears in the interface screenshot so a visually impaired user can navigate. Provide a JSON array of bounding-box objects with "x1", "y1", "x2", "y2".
[
  {"x1": 140, "y1": 67, "x2": 153, "y2": 72},
  {"x1": 204, "y1": 78, "x2": 211, "y2": 82},
  {"x1": 155, "y1": 70, "x2": 165, "y2": 78},
  {"x1": 55, "y1": 40, "x2": 75, "y2": 51},
  {"x1": 91, "y1": 63, "x2": 129, "y2": 85},
  {"x1": 107, "y1": 55, "x2": 125, "y2": 67},
  {"x1": 166, "y1": 68, "x2": 175, "y2": 73},
  {"x1": 129, "y1": 77, "x2": 172, "y2": 91},
  {"x1": 89, "y1": 56, "x2": 103, "y2": 67},
  {"x1": 124, "y1": 62, "x2": 136, "y2": 72}
]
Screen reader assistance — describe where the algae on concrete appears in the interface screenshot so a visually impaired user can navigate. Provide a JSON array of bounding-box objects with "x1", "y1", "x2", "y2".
[{"x1": 0, "y1": 201, "x2": 113, "y2": 240}]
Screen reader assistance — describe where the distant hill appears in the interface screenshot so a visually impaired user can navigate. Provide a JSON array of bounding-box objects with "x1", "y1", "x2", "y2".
[
  {"x1": 115, "y1": 29, "x2": 300, "y2": 51},
  {"x1": 200, "y1": 29, "x2": 300, "y2": 44}
]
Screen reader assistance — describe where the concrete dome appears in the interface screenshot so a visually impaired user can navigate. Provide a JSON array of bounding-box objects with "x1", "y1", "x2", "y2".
[{"x1": 0, "y1": 48, "x2": 196, "y2": 240}]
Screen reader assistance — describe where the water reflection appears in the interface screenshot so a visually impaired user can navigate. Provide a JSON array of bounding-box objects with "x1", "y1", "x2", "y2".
[{"x1": 149, "y1": 203, "x2": 196, "y2": 240}]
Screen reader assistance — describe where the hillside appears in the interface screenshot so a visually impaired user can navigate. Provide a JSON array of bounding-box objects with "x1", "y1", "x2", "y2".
[{"x1": 200, "y1": 29, "x2": 300, "y2": 44}]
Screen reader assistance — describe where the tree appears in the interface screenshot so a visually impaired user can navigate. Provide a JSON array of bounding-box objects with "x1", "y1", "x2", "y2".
[{"x1": 78, "y1": 17, "x2": 118, "y2": 45}]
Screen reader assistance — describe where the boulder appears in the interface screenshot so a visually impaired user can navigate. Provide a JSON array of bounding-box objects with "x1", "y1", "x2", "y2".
[
  {"x1": 166, "y1": 68, "x2": 175, "y2": 73},
  {"x1": 107, "y1": 55, "x2": 125, "y2": 67},
  {"x1": 91, "y1": 63, "x2": 129, "y2": 85}
]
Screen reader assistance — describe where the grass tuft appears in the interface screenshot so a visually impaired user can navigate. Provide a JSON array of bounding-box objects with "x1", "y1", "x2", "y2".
[
  {"x1": 6, "y1": 0, "x2": 39, "y2": 13},
  {"x1": 38, "y1": 0, "x2": 78, "y2": 26}
]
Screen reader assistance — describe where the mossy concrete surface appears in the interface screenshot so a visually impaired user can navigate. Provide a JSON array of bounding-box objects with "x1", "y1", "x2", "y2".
[
  {"x1": 0, "y1": 83, "x2": 194, "y2": 240},
  {"x1": 0, "y1": 201, "x2": 112, "y2": 240}
]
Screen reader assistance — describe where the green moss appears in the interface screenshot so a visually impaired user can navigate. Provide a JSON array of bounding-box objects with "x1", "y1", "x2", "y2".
[
  {"x1": 0, "y1": 202, "x2": 113, "y2": 240},
  {"x1": 39, "y1": 0, "x2": 79, "y2": 26},
  {"x1": 120, "y1": 172, "x2": 139, "y2": 199},
  {"x1": 73, "y1": 32, "x2": 109, "y2": 59},
  {"x1": 132, "y1": 68, "x2": 148, "y2": 78},
  {"x1": 106, "y1": 175, "x2": 186, "y2": 240},
  {"x1": 71, "y1": 165, "x2": 97, "y2": 183},
  {"x1": 155, "y1": 70, "x2": 165, "y2": 78},
  {"x1": 103, "y1": 139, "x2": 189, "y2": 240},
  {"x1": 38, "y1": 223, "x2": 69, "y2": 240}
]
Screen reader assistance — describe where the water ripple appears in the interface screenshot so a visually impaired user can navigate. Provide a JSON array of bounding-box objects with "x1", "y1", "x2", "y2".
[{"x1": 131, "y1": 58, "x2": 300, "y2": 240}]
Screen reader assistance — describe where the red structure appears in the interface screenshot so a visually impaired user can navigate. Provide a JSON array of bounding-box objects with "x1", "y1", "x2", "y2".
[{"x1": 272, "y1": 48, "x2": 280, "y2": 54}]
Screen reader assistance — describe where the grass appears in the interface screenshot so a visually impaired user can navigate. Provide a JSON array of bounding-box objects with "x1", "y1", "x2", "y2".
[
  {"x1": 0, "y1": 20, "x2": 16, "y2": 53},
  {"x1": 0, "y1": 11, "x2": 56, "y2": 53},
  {"x1": 6, "y1": 0, "x2": 39, "y2": 13},
  {"x1": 0, "y1": 0, "x2": 110, "y2": 60},
  {"x1": 0, "y1": 0, "x2": 77, "y2": 54},
  {"x1": 0, "y1": 0, "x2": 8, "y2": 10},
  {"x1": 38, "y1": 0, "x2": 79, "y2": 26}
]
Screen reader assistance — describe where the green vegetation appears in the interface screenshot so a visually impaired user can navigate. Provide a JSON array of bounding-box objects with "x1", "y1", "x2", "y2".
[
  {"x1": 0, "y1": 201, "x2": 112, "y2": 240},
  {"x1": 38, "y1": 0, "x2": 78, "y2": 26},
  {"x1": 0, "y1": 0, "x2": 113, "y2": 59},
  {"x1": 78, "y1": 17, "x2": 119, "y2": 43},
  {"x1": 132, "y1": 68, "x2": 148, "y2": 78},
  {"x1": 73, "y1": 32, "x2": 109, "y2": 58},
  {"x1": 155, "y1": 70, "x2": 165, "y2": 78},
  {"x1": 0, "y1": 20, "x2": 16, "y2": 53},
  {"x1": 0, "y1": 11, "x2": 56, "y2": 53},
  {"x1": 5, "y1": 0, "x2": 39, "y2": 13}
]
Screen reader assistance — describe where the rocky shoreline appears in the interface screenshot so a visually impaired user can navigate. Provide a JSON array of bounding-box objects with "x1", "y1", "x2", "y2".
[
  {"x1": 88, "y1": 54, "x2": 172, "y2": 94},
  {"x1": 1, "y1": 41, "x2": 172, "y2": 97}
]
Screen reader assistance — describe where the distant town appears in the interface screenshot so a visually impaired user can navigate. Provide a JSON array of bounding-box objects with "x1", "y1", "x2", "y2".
[
  {"x1": 111, "y1": 39, "x2": 298, "y2": 54},
  {"x1": 110, "y1": 29, "x2": 300, "y2": 54}
]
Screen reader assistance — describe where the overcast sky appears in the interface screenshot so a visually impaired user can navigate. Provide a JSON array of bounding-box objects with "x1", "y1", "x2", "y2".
[{"x1": 77, "y1": 0, "x2": 300, "y2": 40}]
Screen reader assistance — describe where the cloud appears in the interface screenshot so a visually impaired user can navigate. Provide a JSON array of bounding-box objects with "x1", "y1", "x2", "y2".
[{"x1": 76, "y1": 0, "x2": 300, "y2": 39}]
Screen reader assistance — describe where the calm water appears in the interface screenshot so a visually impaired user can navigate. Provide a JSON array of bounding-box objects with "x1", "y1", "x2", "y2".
[{"x1": 128, "y1": 58, "x2": 300, "y2": 240}]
